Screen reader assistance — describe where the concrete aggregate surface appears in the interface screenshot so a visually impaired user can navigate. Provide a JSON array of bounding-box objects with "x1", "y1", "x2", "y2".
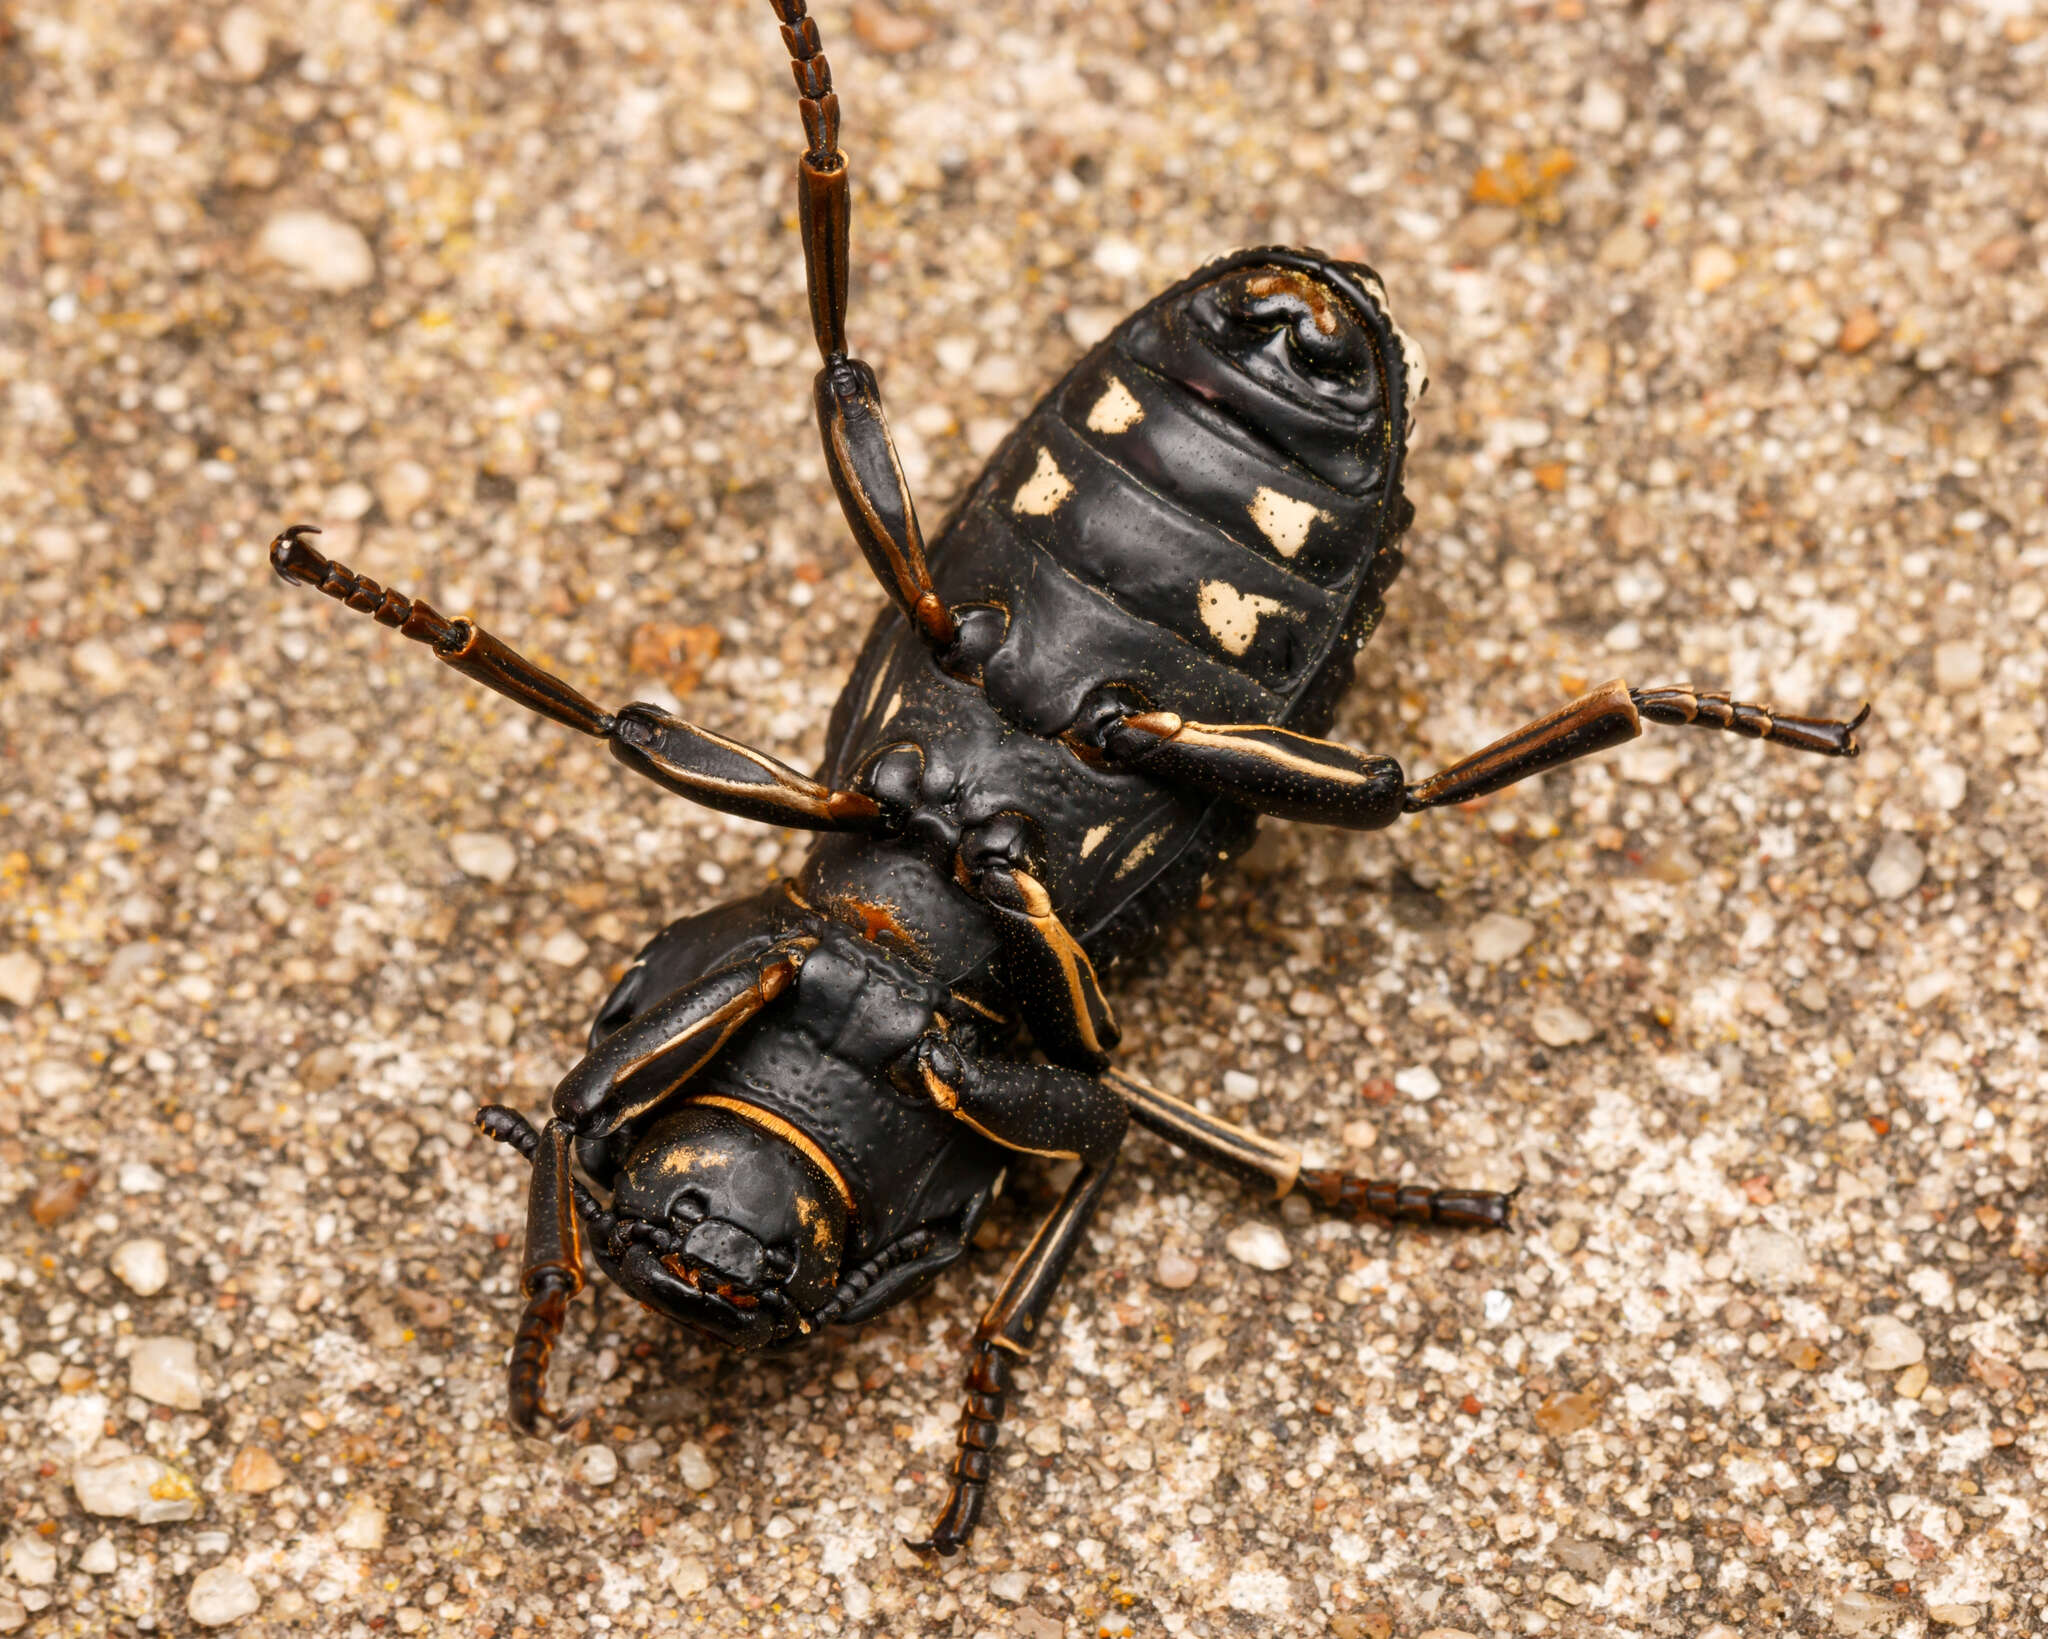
[{"x1": 2, "y1": 1, "x2": 2045, "y2": 1635}]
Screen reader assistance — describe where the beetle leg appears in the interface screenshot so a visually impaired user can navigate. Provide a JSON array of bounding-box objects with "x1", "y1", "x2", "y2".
[
  {"x1": 913, "y1": 1038, "x2": 1127, "y2": 1165},
  {"x1": 1104, "y1": 1069, "x2": 1517, "y2": 1230},
  {"x1": 549, "y1": 939, "x2": 815, "y2": 1139},
  {"x1": 1088, "y1": 676, "x2": 1866, "y2": 826},
  {"x1": 269, "y1": 529, "x2": 886, "y2": 831},
  {"x1": 956, "y1": 815, "x2": 1120, "y2": 1072},
  {"x1": 761, "y1": 2, "x2": 957, "y2": 654},
  {"x1": 909, "y1": 1158, "x2": 1118, "y2": 1557},
  {"x1": 506, "y1": 1121, "x2": 585, "y2": 1433}
]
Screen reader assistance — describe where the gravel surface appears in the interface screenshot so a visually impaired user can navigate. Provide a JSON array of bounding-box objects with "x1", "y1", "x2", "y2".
[{"x1": 4, "y1": 2, "x2": 2045, "y2": 1636}]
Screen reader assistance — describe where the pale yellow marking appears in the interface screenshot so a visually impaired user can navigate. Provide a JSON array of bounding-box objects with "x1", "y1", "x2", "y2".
[
  {"x1": 1246, "y1": 487, "x2": 1330, "y2": 559},
  {"x1": 1011, "y1": 446, "x2": 1074, "y2": 516},
  {"x1": 880, "y1": 687, "x2": 903, "y2": 725},
  {"x1": 1085, "y1": 377, "x2": 1144, "y2": 435},
  {"x1": 1079, "y1": 822, "x2": 1113, "y2": 859},
  {"x1": 1112, "y1": 826, "x2": 1168, "y2": 881},
  {"x1": 1196, "y1": 580, "x2": 1287, "y2": 656}
]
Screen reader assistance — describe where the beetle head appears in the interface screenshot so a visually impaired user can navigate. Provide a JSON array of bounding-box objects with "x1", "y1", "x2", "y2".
[
  {"x1": 1130, "y1": 252, "x2": 1424, "y2": 493},
  {"x1": 597, "y1": 1102, "x2": 848, "y2": 1351}
]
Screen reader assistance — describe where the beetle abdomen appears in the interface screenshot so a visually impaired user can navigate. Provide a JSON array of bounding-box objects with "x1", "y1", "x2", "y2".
[{"x1": 928, "y1": 248, "x2": 1415, "y2": 740}]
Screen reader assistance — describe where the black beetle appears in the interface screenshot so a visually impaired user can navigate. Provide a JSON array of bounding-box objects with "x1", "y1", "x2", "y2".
[{"x1": 268, "y1": 0, "x2": 1866, "y2": 1554}]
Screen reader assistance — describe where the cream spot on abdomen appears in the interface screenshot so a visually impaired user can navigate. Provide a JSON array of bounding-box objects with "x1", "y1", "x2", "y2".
[
  {"x1": 1085, "y1": 377, "x2": 1145, "y2": 434},
  {"x1": 1112, "y1": 827, "x2": 1168, "y2": 879},
  {"x1": 1011, "y1": 447, "x2": 1075, "y2": 516},
  {"x1": 1079, "y1": 823, "x2": 1114, "y2": 859},
  {"x1": 1246, "y1": 487, "x2": 1330, "y2": 559},
  {"x1": 1197, "y1": 580, "x2": 1288, "y2": 656}
]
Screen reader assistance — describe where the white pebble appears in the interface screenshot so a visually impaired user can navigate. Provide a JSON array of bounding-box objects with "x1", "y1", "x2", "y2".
[
  {"x1": 668, "y1": 1557, "x2": 710, "y2": 1597},
  {"x1": 1931, "y1": 639, "x2": 1983, "y2": 694},
  {"x1": 1920, "y1": 760, "x2": 1967, "y2": 812},
  {"x1": 0, "y1": 951, "x2": 43, "y2": 1009},
  {"x1": 1092, "y1": 236, "x2": 1144, "y2": 279},
  {"x1": 541, "y1": 930, "x2": 589, "y2": 968},
  {"x1": 1531, "y1": 1004, "x2": 1595, "y2": 1048},
  {"x1": 109, "y1": 1238, "x2": 169, "y2": 1297},
  {"x1": 130, "y1": 1336, "x2": 204, "y2": 1410},
  {"x1": 676, "y1": 1443, "x2": 717, "y2": 1492},
  {"x1": 335, "y1": 1495, "x2": 388, "y2": 1550},
  {"x1": 1578, "y1": 80, "x2": 1628, "y2": 133},
  {"x1": 325, "y1": 480, "x2": 374, "y2": 521},
  {"x1": 256, "y1": 209, "x2": 376, "y2": 293},
  {"x1": 216, "y1": 7, "x2": 270, "y2": 81},
  {"x1": 1866, "y1": 833, "x2": 1925, "y2": 901},
  {"x1": 1861, "y1": 1314, "x2": 1925, "y2": 1371},
  {"x1": 1730, "y1": 1226, "x2": 1809, "y2": 1289},
  {"x1": 1393, "y1": 1065, "x2": 1442, "y2": 1101},
  {"x1": 118, "y1": 1161, "x2": 166, "y2": 1194},
  {"x1": 1221, "y1": 1069, "x2": 1259, "y2": 1100},
  {"x1": 369, "y1": 1119, "x2": 420, "y2": 1174},
  {"x1": 73, "y1": 1448, "x2": 200, "y2": 1522},
  {"x1": 1152, "y1": 1250, "x2": 1199, "y2": 1290},
  {"x1": 77, "y1": 1537, "x2": 118, "y2": 1576},
  {"x1": 2, "y1": 1535, "x2": 57, "y2": 1587},
  {"x1": 449, "y1": 831, "x2": 518, "y2": 884},
  {"x1": 1467, "y1": 913, "x2": 1535, "y2": 964},
  {"x1": 24, "y1": 1353, "x2": 60, "y2": 1386},
  {"x1": 187, "y1": 1565, "x2": 261, "y2": 1628},
  {"x1": 1483, "y1": 1289, "x2": 1513, "y2": 1327},
  {"x1": 376, "y1": 459, "x2": 433, "y2": 522},
  {"x1": 990, "y1": 1570, "x2": 1034, "y2": 1602},
  {"x1": 1224, "y1": 1222, "x2": 1292, "y2": 1271},
  {"x1": 574, "y1": 1445, "x2": 619, "y2": 1486}
]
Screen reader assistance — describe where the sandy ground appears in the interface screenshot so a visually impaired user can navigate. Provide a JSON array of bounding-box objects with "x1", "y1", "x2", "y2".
[{"x1": 3, "y1": 1, "x2": 2046, "y2": 1635}]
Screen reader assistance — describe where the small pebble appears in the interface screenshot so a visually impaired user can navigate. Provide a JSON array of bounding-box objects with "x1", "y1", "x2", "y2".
[
  {"x1": 449, "y1": 831, "x2": 518, "y2": 884},
  {"x1": 24, "y1": 1353, "x2": 61, "y2": 1386},
  {"x1": 1931, "y1": 639, "x2": 1984, "y2": 694},
  {"x1": 375, "y1": 458, "x2": 434, "y2": 522},
  {"x1": 676, "y1": 1443, "x2": 717, "y2": 1492},
  {"x1": 369, "y1": 1119, "x2": 420, "y2": 1174},
  {"x1": 335, "y1": 1495, "x2": 388, "y2": 1550},
  {"x1": 187, "y1": 1565, "x2": 260, "y2": 1628},
  {"x1": 118, "y1": 1161, "x2": 166, "y2": 1194},
  {"x1": 989, "y1": 1570, "x2": 1034, "y2": 1603},
  {"x1": 850, "y1": 0, "x2": 932, "y2": 53},
  {"x1": 668, "y1": 1558, "x2": 710, "y2": 1597},
  {"x1": 1531, "y1": 1003, "x2": 1595, "y2": 1047},
  {"x1": 130, "y1": 1336, "x2": 204, "y2": 1410},
  {"x1": 1152, "y1": 1250, "x2": 1199, "y2": 1290},
  {"x1": 1832, "y1": 1591, "x2": 1900, "y2": 1634},
  {"x1": 1341, "y1": 1118, "x2": 1378, "y2": 1151},
  {"x1": 1467, "y1": 912, "x2": 1535, "y2": 963},
  {"x1": 1838, "y1": 309, "x2": 1883, "y2": 353},
  {"x1": 1895, "y1": 1362, "x2": 1930, "y2": 1400},
  {"x1": 1578, "y1": 80, "x2": 1628, "y2": 133},
  {"x1": 1730, "y1": 1226, "x2": 1809, "y2": 1289},
  {"x1": 574, "y1": 1445, "x2": 619, "y2": 1486},
  {"x1": 1221, "y1": 1069, "x2": 1259, "y2": 1100},
  {"x1": 78, "y1": 1538, "x2": 118, "y2": 1576},
  {"x1": 216, "y1": 7, "x2": 270, "y2": 81},
  {"x1": 0, "y1": 951, "x2": 43, "y2": 1009},
  {"x1": 229, "y1": 1447, "x2": 286, "y2": 1493},
  {"x1": 74, "y1": 1448, "x2": 200, "y2": 1522},
  {"x1": 29, "y1": 1169, "x2": 94, "y2": 1227},
  {"x1": 256, "y1": 209, "x2": 376, "y2": 293},
  {"x1": 1691, "y1": 244, "x2": 1740, "y2": 293},
  {"x1": 1533, "y1": 1390, "x2": 1601, "y2": 1435},
  {"x1": 623, "y1": 1439, "x2": 665, "y2": 1474},
  {"x1": 1393, "y1": 1064, "x2": 1442, "y2": 1101},
  {"x1": 2, "y1": 1535, "x2": 57, "y2": 1587},
  {"x1": 1861, "y1": 1314, "x2": 1925, "y2": 1371},
  {"x1": 109, "y1": 1237, "x2": 170, "y2": 1297},
  {"x1": 542, "y1": 930, "x2": 590, "y2": 967},
  {"x1": 1224, "y1": 1222, "x2": 1291, "y2": 1271},
  {"x1": 325, "y1": 480, "x2": 374, "y2": 522},
  {"x1": 1866, "y1": 833, "x2": 1925, "y2": 901}
]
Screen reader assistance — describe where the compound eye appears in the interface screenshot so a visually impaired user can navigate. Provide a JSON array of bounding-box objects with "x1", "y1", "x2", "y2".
[{"x1": 1212, "y1": 267, "x2": 1372, "y2": 379}]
